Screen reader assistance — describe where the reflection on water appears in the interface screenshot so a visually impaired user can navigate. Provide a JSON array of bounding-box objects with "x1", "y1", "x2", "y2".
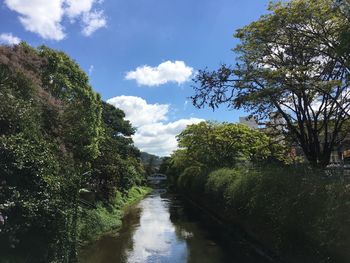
[
  {"x1": 126, "y1": 195, "x2": 187, "y2": 263},
  {"x1": 79, "y1": 191, "x2": 265, "y2": 263}
]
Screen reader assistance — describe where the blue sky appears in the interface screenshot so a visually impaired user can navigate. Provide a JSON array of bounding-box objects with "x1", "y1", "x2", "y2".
[{"x1": 0, "y1": 0, "x2": 271, "y2": 156}]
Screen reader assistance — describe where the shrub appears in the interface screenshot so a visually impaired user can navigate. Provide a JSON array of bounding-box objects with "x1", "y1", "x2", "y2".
[
  {"x1": 178, "y1": 165, "x2": 206, "y2": 192},
  {"x1": 78, "y1": 203, "x2": 123, "y2": 243},
  {"x1": 78, "y1": 186, "x2": 151, "y2": 243},
  {"x1": 189, "y1": 165, "x2": 350, "y2": 262}
]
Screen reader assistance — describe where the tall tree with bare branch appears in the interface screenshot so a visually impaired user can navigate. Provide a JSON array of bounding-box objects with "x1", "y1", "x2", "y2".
[{"x1": 192, "y1": 0, "x2": 350, "y2": 167}]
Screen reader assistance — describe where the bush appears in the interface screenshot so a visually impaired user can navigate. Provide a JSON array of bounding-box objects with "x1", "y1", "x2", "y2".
[
  {"x1": 178, "y1": 165, "x2": 206, "y2": 192},
  {"x1": 78, "y1": 186, "x2": 151, "y2": 243},
  {"x1": 184, "y1": 165, "x2": 350, "y2": 262},
  {"x1": 78, "y1": 203, "x2": 123, "y2": 243}
]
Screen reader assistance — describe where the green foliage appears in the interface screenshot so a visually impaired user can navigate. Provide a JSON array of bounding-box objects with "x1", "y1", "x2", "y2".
[
  {"x1": 166, "y1": 120, "x2": 350, "y2": 261},
  {"x1": 101, "y1": 101, "x2": 138, "y2": 158},
  {"x1": 178, "y1": 165, "x2": 206, "y2": 192},
  {"x1": 0, "y1": 44, "x2": 78, "y2": 262},
  {"x1": 0, "y1": 43, "x2": 146, "y2": 262},
  {"x1": 88, "y1": 100, "x2": 144, "y2": 204},
  {"x1": 166, "y1": 121, "x2": 285, "y2": 197},
  {"x1": 38, "y1": 46, "x2": 103, "y2": 162},
  {"x1": 229, "y1": 167, "x2": 350, "y2": 261},
  {"x1": 78, "y1": 186, "x2": 151, "y2": 243},
  {"x1": 164, "y1": 1, "x2": 350, "y2": 256},
  {"x1": 125, "y1": 186, "x2": 152, "y2": 203},
  {"x1": 90, "y1": 139, "x2": 144, "y2": 203},
  {"x1": 78, "y1": 203, "x2": 123, "y2": 243},
  {"x1": 206, "y1": 168, "x2": 251, "y2": 205},
  {"x1": 192, "y1": 0, "x2": 350, "y2": 167},
  {"x1": 158, "y1": 157, "x2": 171, "y2": 174},
  {"x1": 174, "y1": 163, "x2": 350, "y2": 262},
  {"x1": 176, "y1": 121, "x2": 284, "y2": 169}
]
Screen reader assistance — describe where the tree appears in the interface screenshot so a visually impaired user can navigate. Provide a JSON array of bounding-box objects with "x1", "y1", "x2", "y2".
[
  {"x1": 89, "y1": 102, "x2": 142, "y2": 202},
  {"x1": 165, "y1": 121, "x2": 284, "y2": 191},
  {"x1": 192, "y1": 0, "x2": 350, "y2": 167},
  {"x1": 159, "y1": 157, "x2": 171, "y2": 174},
  {"x1": 176, "y1": 121, "x2": 283, "y2": 169},
  {"x1": 0, "y1": 43, "x2": 145, "y2": 262},
  {"x1": 39, "y1": 46, "x2": 103, "y2": 163},
  {"x1": 101, "y1": 101, "x2": 139, "y2": 158},
  {"x1": 0, "y1": 44, "x2": 104, "y2": 262}
]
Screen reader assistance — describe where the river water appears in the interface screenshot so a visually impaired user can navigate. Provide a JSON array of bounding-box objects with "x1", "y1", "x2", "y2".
[{"x1": 79, "y1": 190, "x2": 269, "y2": 263}]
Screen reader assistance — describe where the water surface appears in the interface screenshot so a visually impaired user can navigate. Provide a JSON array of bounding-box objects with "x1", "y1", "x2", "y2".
[{"x1": 79, "y1": 191, "x2": 268, "y2": 263}]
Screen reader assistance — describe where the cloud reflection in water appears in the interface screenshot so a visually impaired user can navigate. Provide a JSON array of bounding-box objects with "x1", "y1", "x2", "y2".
[{"x1": 126, "y1": 195, "x2": 188, "y2": 263}]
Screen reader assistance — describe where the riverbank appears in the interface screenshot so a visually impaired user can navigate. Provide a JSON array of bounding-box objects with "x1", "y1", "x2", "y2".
[
  {"x1": 79, "y1": 191, "x2": 269, "y2": 263},
  {"x1": 173, "y1": 166, "x2": 350, "y2": 263},
  {"x1": 178, "y1": 191, "x2": 278, "y2": 263},
  {"x1": 78, "y1": 186, "x2": 152, "y2": 245}
]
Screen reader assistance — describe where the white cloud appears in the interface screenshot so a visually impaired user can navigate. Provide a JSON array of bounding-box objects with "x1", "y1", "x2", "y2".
[
  {"x1": 4, "y1": 0, "x2": 106, "y2": 40},
  {"x1": 0, "y1": 33, "x2": 21, "y2": 45},
  {"x1": 81, "y1": 10, "x2": 106, "y2": 36},
  {"x1": 107, "y1": 96, "x2": 169, "y2": 127},
  {"x1": 133, "y1": 118, "x2": 203, "y2": 156},
  {"x1": 5, "y1": 0, "x2": 66, "y2": 40},
  {"x1": 126, "y1": 61, "x2": 194, "y2": 86},
  {"x1": 65, "y1": 0, "x2": 94, "y2": 18},
  {"x1": 107, "y1": 96, "x2": 204, "y2": 156}
]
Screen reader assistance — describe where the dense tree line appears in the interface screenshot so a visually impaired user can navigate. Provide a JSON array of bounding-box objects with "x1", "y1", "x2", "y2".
[
  {"x1": 164, "y1": 121, "x2": 284, "y2": 187},
  {"x1": 165, "y1": 121, "x2": 285, "y2": 188},
  {"x1": 0, "y1": 44, "x2": 145, "y2": 262},
  {"x1": 165, "y1": 0, "x2": 350, "y2": 261},
  {"x1": 165, "y1": 122, "x2": 350, "y2": 262}
]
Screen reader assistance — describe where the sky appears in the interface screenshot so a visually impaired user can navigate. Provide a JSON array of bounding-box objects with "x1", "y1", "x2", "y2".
[{"x1": 0, "y1": 0, "x2": 271, "y2": 156}]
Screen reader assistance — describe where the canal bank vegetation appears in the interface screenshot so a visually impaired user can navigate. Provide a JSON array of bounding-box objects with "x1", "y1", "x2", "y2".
[
  {"x1": 0, "y1": 44, "x2": 149, "y2": 262},
  {"x1": 78, "y1": 186, "x2": 151, "y2": 244},
  {"x1": 164, "y1": 121, "x2": 350, "y2": 263},
  {"x1": 166, "y1": 1, "x2": 350, "y2": 262}
]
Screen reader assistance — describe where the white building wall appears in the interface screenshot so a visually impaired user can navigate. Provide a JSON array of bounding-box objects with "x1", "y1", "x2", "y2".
[{"x1": 239, "y1": 116, "x2": 258, "y2": 129}]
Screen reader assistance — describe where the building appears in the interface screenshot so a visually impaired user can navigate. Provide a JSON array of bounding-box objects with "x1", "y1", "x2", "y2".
[
  {"x1": 239, "y1": 113, "x2": 350, "y2": 166},
  {"x1": 239, "y1": 116, "x2": 259, "y2": 129}
]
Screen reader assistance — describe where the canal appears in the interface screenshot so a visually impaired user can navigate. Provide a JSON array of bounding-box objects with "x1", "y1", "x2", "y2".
[{"x1": 79, "y1": 190, "x2": 271, "y2": 263}]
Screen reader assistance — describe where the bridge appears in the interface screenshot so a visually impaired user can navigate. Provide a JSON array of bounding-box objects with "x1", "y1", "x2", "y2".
[{"x1": 147, "y1": 173, "x2": 167, "y2": 184}]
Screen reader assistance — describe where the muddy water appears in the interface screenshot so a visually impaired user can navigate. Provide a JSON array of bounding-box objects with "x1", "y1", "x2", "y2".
[{"x1": 79, "y1": 190, "x2": 269, "y2": 263}]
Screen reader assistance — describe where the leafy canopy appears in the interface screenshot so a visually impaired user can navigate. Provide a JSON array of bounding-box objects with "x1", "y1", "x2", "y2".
[
  {"x1": 175, "y1": 121, "x2": 284, "y2": 169},
  {"x1": 192, "y1": 0, "x2": 350, "y2": 167}
]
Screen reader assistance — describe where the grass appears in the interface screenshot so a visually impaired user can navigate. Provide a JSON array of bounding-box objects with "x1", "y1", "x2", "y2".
[{"x1": 78, "y1": 186, "x2": 152, "y2": 244}]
